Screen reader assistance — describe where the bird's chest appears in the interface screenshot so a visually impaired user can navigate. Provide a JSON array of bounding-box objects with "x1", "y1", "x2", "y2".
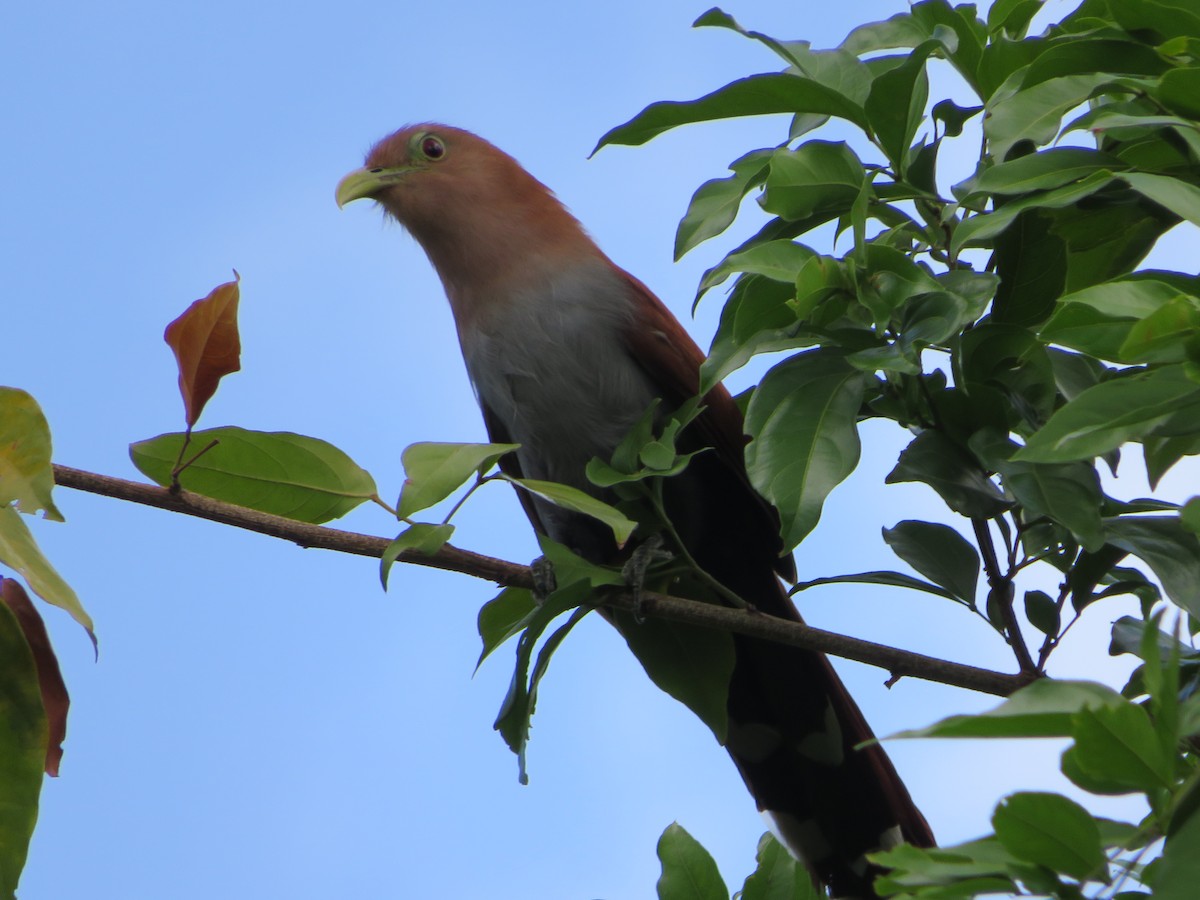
[{"x1": 457, "y1": 273, "x2": 656, "y2": 492}]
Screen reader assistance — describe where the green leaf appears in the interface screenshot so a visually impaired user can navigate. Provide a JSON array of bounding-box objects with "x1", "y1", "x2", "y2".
[
  {"x1": 1039, "y1": 303, "x2": 1140, "y2": 361},
  {"x1": 1144, "y1": 435, "x2": 1200, "y2": 489},
  {"x1": 476, "y1": 586, "x2": 536, "y2": 670},
  {"x1": 1120, "y1": 296, "x2": 1200, "y2": 364},
  {"x1": 1064, "y1": 106, "x2": 1200, "y2": 140},
  {"x1": 0, "y1": 506, "x2": 94, "y2": 643},
  {"x1": 536, "y1": 536, "x2": 625, "y2": 590},
  {"x1": 699, "y1": 274, "x2": 832, "y2": 393},
  {"x1": 1120, "y1": 172, "x2": 1200, "y2": 227},
  {"x1": 889, "y1": 678, "x2": 1127, "y2": 739},
  {"x1": 959, "y1": 324, "x2": 1057, "y2": 423},
  {"x1": 1051, "y1": 197, "x2": 1180, "y2": 293},
  {"x1": 840, "y1": 12, "x2": 929, "y2": 56},
  {"x1": 1053, "y1": 278, "x2": 1188, "y2": 319},
  {"x1": 1183, "y1": 497, "x2": 1200, "y2": 535},
  {"x1": 1014, "y1": 366, "x2": 1200, "y2": 463},
  {"x1": 1046, "y1": 348, "x2": 1109, "y2": 401},
  {"x1": 740, "y1": 832, "x2": 820, "y2": 900},
  {"x1": 759, "y1": 142, "x2": 867, "y2": 222},
  {"x1": 398, "y1": 441, "x2": 518, "y2": 518},
  {"x1": 1062, "y1": 703, "x2": 1174, "y2": 795},
  {"x1": 1110, "y1": 0, "x2": 1200, "y2": 43},
  {"x1": 1024, "y1": 590, "x2": 1060, "y2": 636},
  {"x1": 0, "y1": 388, "x2": 63, "y2": 521},
  {"x1": 882, "y1": 521, "x2": 979, "y2": 605},
  {"x1": 1156, "y1": 788, "x2": 1200, "y2": 900},
  {"x1": 985, "y1": 72, "x2": 1122, "y2": 161},
  {"x1": 871, "y1": 838, "x2": 1020, "y2": 894},
  {"x1": 610, "y1": 603, "x2": 734, "y2": 744},
  {"x1": 585, "y1": 399, "x2": 705, "y2": 487},
  {"x1": 379, "y1": 523, "x2": 455, "y2": 589},
  {"x1": 656, "y1": 822, "x2": 728, "y2": 900},
  {"x1": 886, "y1": 430, "x2": 1012, "y2": 519},
  {"x1": 1156, "y1": 65, "x2": 1200, "y2": 118},
  {"x1": 586, "y1": 451, "x2": 700, "y2": 488},
  {"x1": 1071, "y1": 548, "x2": 1134, "y2": 612},
  {"x1": 504, "y1": 477, "x2": 637, "y2": 547},
  {"x1": 932, "y1": 99, "x2": 984, "y2": 136},
  {"x1": 991, "y1": 210, "x2": 1067, "y2": 327},
  {"x1": 696, "y1": 11, "x2": 873, "y2": 105},
  {"x1": 675, "y1": 149, "x2": 773, "y2": 260},
  {"x1": 595, "y1": 73, "x2": 868, "y2": 152},
  {"x1": 864, "y1": 39, "x2": 938, "y2": 170},
  {"x1": 987, "y1": 0, "x2": 1045, "y2": 38},
  {"x1": 1038, "y1": 279, "x2": 1199, "y2": 364},
  {"x1": 894, "y1": 291, "x2": 969, "y2": 347},
  {"x1": 700, "y1": 239, "x2": 817, "y2": 294},
  {"x1": 744, "y1": 350, "x2": 867, "y2": 551},
  {"x1": 972, "y1": 148, "x2": 1127, "y2": 196},
  {"x1": 0, "y1": 600, "x2": 46, "y2": 900},
  {"x1": 493, "y1": 580, "x2": 591, "y2": 784},
  {"x1": 992, "y1": 792, "x2": 1106, "y2": 881},
  {"x1": 914, "y1": 1, "x2": 987, "y2": 78},
  {"x1": 130, "y1": 427, "x2": 377, "y2": 524},
  {"x1": 856, "y1": 246, "x2": 942, "y2": 327},
  {"x1": 952, "y1": 171, "x2": 1116, "y2": 254},
  {"x1": 980, "y1": 440, "x2": 1106, "y2": 552},
  {"x1": 791, "y1": 570, "x2": 958, "y2": 602},
  {"x1": 1105, "y1": 516, "x2": 1200, "y2": 618},
  {"x1": 1020, "y1": 32, "x2": 1167, "y2": 85}
]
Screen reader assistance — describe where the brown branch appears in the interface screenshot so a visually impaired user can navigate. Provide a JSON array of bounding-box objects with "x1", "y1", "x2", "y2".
[{"x1": 53, "y1": 464, "x2": 1033, "y2": 698}]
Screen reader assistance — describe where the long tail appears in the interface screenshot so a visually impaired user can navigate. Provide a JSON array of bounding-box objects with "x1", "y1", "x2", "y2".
[
  {"x1": 667, "y1": 453, "x2": 934, "y2": 898},
  {"x1": 724, "y1": 582, "x2": 934, "y2": 897}
]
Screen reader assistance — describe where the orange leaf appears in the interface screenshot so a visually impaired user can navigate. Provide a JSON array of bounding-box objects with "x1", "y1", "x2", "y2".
[
  {"x1": 0, "y1": 578, "x2": 70, "y2": 776},
  {"x1": 164, "y1": 272, "x2": 242, "y2": 428}
]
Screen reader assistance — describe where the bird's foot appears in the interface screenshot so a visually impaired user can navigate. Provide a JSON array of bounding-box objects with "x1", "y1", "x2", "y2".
[
  {"x1": 622, "y1": 534, "x2": 673, "y2": 624},
  {"x1": 530, "y1": 555, "x2": 557, "y2": 605}
]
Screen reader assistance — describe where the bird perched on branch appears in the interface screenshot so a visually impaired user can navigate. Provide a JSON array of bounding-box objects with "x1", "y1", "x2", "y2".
[{"x1": 337, "y1": 124, "x2": 933, "y2": 897}]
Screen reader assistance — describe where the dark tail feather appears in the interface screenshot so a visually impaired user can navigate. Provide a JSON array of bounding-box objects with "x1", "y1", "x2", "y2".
[{"x1": 724, "y1": 581, "x2": 934, "y2": 898}]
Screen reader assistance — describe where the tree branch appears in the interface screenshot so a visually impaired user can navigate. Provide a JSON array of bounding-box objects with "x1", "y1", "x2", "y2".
[
  {"x1": 53, "y1": 464, "x2": 1033, "y2": 698},
  {"x1": 973, "y1": 517, "x2": 1036, "y2": 673}
]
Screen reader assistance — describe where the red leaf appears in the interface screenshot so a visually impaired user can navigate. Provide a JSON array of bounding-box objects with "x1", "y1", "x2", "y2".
[
  {"x1": 0, "y1": 578, "x2": 70, "y2": 776},
  {"x1": 164, "y1": 272, "x2": 242, "y2": 428}
]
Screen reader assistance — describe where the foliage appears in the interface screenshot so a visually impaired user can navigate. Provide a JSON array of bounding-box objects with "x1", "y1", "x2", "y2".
[
  {"x1": 3, "y1": 0, "x2": 1200, "y2": 897},
  {"x1": 655, "y1": 823, "x2": 821, "y2": 900},
  {"x1": 596, "y1": 0, "x2": 1200, "y2": 895}
]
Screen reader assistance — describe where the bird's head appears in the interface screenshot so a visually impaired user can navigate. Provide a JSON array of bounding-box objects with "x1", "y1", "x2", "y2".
[
  {"x1": 336, "y1": 124, "x2": 602, "y2": 299},
  {"x1": 337, "y1": 124, "x2": 505, "y2": 220}
]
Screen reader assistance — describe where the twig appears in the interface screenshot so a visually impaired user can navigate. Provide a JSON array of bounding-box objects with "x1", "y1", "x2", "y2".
[
  {"x1": 53, "y1": 463, "x2": 1034, "y2": 698},
  {"x1": 974, "y1": 517, "x2": 1036, "y2": 673}
]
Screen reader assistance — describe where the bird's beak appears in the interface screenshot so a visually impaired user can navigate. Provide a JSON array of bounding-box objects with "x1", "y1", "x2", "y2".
[{"x1": 335, "y1": 166, "x2": 413, "y2": 208}]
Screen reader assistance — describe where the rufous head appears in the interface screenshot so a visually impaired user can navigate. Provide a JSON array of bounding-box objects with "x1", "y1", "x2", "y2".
[{"x1": 336, "y1": 124, "x2": 601, "y2": 296}]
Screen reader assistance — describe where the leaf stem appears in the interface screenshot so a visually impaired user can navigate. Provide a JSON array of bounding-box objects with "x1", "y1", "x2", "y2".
[{"x1": 170, "y1": 438, "x2": 220, "y2": 488}]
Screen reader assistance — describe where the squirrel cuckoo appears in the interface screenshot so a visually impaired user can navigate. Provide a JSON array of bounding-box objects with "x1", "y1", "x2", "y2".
[{"x1": 337, "y1": 124, "x2": 933, "y2": 897}]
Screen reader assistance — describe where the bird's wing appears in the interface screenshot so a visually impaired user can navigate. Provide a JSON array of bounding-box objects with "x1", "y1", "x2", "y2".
[
  {"x1": 613, "y1": 265, "x2": 797, "y2": 583},
  {"x1": 479, "y1": 402, "x2": 550, "y2": 536}
]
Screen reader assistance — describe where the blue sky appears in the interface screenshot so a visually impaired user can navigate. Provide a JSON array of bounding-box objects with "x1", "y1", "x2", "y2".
[{"x1": 4, "y1": 1, "x2": 1191, "y2": 897}]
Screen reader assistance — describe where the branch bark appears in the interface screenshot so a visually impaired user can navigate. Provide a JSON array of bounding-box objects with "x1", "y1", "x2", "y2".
[{"x1": 53, "y1": 463, "x2": 1033, "y2": 698}]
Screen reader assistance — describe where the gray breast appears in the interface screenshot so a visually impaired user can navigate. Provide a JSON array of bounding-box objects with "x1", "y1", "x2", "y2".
[{"x1": 460, "y1": 261, "x2": 657, "y2": 495}]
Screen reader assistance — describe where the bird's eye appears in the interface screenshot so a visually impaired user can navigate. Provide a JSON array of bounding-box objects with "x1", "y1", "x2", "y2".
[{"x1": 421, "y1": 136, "x2": 446, "y2": 160}]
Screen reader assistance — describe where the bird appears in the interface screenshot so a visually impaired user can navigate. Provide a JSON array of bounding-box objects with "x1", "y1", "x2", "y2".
[{"x1": 336, "y1": 124, "x2": 934, "y2": 897}]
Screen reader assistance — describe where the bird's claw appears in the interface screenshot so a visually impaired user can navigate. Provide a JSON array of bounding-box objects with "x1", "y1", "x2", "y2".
[
  {"x1": 622, "y1": 534, "x2": 673, "y2": 624},
  {"x1": 530, "y1": 555, "x2": 558, "y2": 605}
]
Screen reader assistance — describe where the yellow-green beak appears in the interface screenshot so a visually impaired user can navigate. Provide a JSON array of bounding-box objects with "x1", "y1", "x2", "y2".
[{"x1": 335, "y1": 166, "x2": 413, "y2": 208}]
